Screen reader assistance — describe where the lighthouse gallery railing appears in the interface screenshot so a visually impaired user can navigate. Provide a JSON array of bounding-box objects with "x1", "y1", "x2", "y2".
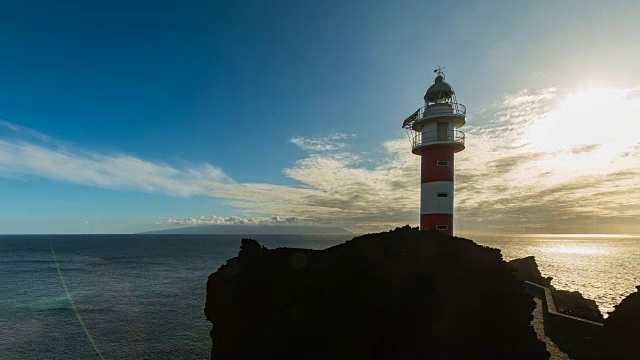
[
  {"x1": 410, "y1": 130, "x2": 465, "y2": 149},
  {"x1": 402, "y1": 102, "x2": 466, "y2": 129},
  {"x1": 420, "y1": 102, "x2": 466, "y2": 118}
]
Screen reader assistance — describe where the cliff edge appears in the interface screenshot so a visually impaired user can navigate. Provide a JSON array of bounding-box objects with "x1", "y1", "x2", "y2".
[
  {"x1": 588, "y1": 286, "x2": 640, "y2": 360},
  {"x1": 204, "y1": 227, "x2": 548, "y2": 359}
]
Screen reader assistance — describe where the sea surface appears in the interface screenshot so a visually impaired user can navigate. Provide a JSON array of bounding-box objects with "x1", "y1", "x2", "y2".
[
  {"x1": 1, "y1": 233, "x2": 638, "y2": 359},
  {"x1": 471, "y1": 233, "x2": 640, "y2": 316}
]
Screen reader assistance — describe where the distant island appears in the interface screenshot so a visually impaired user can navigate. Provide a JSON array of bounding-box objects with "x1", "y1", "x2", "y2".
[{"x1": 140, "y1": 224, "x2": 353, "y2": 235}]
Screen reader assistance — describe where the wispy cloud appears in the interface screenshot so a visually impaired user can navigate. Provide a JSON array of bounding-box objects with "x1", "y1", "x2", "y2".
[
  {"x1": 0, "y1": 119, "x2": 52, "y2": 142},
  {"x1": 160, "y1": 215, "x2": 305, "y2": 226},
  {"x1": 570, "y1": 144, "x2": 600, "y2": 154},
  {"x1": 203, "y1": 138, "x2": 420, "y2": 231},
  {"x1": 0, "y1": 120, "x2": 231, "y2": 196},
  {"x1": 289, "y1": 133, "x2": 354, "y2": 152}
]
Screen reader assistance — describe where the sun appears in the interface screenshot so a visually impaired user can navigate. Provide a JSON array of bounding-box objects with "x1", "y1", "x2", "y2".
[
  {"x1": 510, "y1": 87, "x2": 640, "y2": 184},
  {"x1": 526, "y1": 87, "x2": 639, "y2": 153}
]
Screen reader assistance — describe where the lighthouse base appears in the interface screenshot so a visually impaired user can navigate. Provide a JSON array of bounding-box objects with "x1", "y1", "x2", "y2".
[{"x1": 420, "y1": 214, "x2": 453, "y2": 236}]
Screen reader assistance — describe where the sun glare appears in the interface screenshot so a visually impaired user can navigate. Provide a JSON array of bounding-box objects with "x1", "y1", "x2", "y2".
[
  {"x1": 520, "y1": 87, "x2": 640, "y2": 182},
  {"x1": 527, "y1": 87, "x2": 639, "y2": 152}
]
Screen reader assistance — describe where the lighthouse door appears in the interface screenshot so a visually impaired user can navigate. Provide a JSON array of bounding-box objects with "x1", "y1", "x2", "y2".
[{"x1": 437, "y1": 122, "x2": 448, "y2": 141}]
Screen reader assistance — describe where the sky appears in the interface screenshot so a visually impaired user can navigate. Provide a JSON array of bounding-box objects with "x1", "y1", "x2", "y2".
[{"x1": 0, "y1": 0, "x2": 638, "y2": 234}]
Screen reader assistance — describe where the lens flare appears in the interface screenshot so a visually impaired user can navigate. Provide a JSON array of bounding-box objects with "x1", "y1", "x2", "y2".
[{"x1": 51, "y1": 248, "x2": 105, "y2": 360}]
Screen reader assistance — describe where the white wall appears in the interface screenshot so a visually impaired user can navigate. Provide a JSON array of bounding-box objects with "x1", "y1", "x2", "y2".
[{"x1": 420, "y1": 181, "x2": 454, "y2": 214}]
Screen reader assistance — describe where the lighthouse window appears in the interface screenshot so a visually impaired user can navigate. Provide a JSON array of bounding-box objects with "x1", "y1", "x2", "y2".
[
  {"x1": 437, "y1": 192, "x2": 448, "y2": 197},
  {"x1": 437, "y1": 161, "x2": 449, "y2": 166},
  {"x1": 436, "y1": 225, "x2": 448, "y2": 230}
]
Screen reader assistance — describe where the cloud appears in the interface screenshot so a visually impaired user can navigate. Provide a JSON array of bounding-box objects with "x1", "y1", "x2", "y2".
[
  {"x1": 570, "y1": 144, "x2": 600, "y2": 154},
  {"x1": 0, "y1": 120, "x2": 231, "y2": 196},
  {"x1": 289, "y1": 133, "x2": 354, "y2": 152},
  {"x1": 160, "y1": 215, "x2": 305, "y2": 226},
  {"x1": 487, "y1": 153, "x2": 546, "y2": 176},
  {"x1": 199, "y1": 137, "x2": 421, "y2": 231},
  {"x1": 0, "y1": 119, "x2": 52, "y2": 143},
  {"x1": 622, "y1": 144, "x2": 640, "y2": 158}
]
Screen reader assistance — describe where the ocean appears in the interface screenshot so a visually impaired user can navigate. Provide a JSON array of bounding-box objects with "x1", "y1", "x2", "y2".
[
  {"x1": 471, "y1": 233, "x2": 640, "y2": 316},
  {"x1": 0, "y1": 233, "x2": 638, "y2": 359}
]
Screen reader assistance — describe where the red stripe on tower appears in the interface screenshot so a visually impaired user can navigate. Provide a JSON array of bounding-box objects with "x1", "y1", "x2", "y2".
[
  {"x1": 401, "y1": 68, "x2": 466, "y2": 236},
  {"x1": 420, "y1": 147, "x2": 455, "y2": 234}
]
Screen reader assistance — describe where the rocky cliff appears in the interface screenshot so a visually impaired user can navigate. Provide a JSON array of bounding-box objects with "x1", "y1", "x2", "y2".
[
  {"x1": 588, "y1": 286, "x2": 640, "y2": 360},
  {"x1": 204, "y1": 227, "x2": 549, "y2": 359}
]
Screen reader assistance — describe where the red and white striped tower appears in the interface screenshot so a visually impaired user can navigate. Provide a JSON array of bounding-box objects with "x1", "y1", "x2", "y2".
[{"x1": 402, "y1": 68, "x2": 466, "y2": 235}]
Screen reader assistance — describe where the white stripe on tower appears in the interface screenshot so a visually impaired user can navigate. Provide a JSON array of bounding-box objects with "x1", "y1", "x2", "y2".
[{"x1": 420, "y1": 182, "x2": 454, "y2": 214}]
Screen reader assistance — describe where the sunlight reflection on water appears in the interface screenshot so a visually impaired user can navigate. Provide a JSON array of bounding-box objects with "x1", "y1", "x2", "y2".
[
  {"x1": 468, "y1": 234, "x2": 640, "y2": 317},
  {"x1": 541, "y1": 245, "x2": 609, "y2": 255}
]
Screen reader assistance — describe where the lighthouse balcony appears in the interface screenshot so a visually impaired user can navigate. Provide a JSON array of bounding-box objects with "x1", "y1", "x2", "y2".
[
  {"x1": 409, "y1": 103, "x2": 466, "y2": 131},
  {"x1": 422, "y1": 102, "x2": 466, "y2": 118},
  {"x1": 410, "y1": 130, "x2": 465, "y2": 154}
]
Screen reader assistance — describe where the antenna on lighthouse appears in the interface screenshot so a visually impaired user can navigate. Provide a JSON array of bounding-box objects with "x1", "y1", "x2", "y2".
[{"x1": 433, "y1": 66, "x2": 446, "y2": 79}]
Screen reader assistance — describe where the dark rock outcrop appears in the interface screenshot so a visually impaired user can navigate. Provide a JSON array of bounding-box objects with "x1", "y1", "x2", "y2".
[
  {"x1": 587, "y1": 286, "x2": 640, "y2": 360},
  {"x1": 509, "y1": 256, "x2": 604, "y2": 322},
  {"x1": 553, "y1": 290, "x2": 604, "y2": 323},
  {"x1": 205, "y1": 227, "x2": 549, "y2": 359},
  {"x1": 509, "y1": 256, "x2": 553, "y2": 287}
]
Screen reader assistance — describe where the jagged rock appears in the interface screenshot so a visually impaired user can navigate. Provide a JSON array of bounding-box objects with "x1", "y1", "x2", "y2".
[
  {"x1": 509, "y1": 256, "x2": 553, "y2": 287},
  {"x1": 205, "y1": 227, "x2": 549, "y2": 359},
  {"x1": 553, "y1": 290, "x2": 604, "y2": 323},
  {"x1": 588, "y1": 286, "x2": 640, "y2": 359}
]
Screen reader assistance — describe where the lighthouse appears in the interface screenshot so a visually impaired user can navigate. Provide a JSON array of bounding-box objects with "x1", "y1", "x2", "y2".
[{"x1": 402, "y1": 68, "x2": 466, "y2": 235}]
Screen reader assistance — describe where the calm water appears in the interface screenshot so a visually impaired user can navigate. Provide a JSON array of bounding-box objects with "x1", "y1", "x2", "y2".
[
  {"x1": 1, "y1": 233, "x2": 638, "y2": 359},
  {"x1": 471, "y1": 234, "x2": 640, "y2": 316}
]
